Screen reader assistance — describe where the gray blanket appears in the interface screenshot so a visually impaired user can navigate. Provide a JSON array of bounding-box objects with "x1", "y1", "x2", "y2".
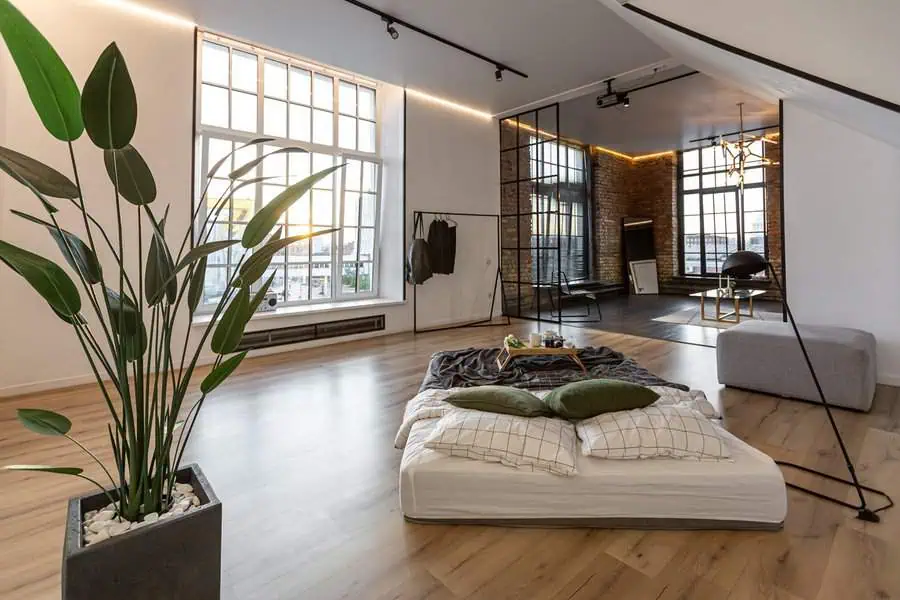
[{"x1": 419, "y1": 347, "x2": 688, "y2": 392}]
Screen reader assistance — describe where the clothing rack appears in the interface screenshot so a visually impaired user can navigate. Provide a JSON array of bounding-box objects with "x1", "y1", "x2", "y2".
[{"x1": 411, "y1": 210, "x2": 510, "y2": 334}]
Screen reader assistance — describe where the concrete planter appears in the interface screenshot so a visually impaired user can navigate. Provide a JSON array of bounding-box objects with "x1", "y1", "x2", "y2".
[{"x1": 62, "y1": 463, "x2": 222, "y2": 600}]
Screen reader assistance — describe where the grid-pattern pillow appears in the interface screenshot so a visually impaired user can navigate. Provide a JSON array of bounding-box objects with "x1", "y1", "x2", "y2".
[
  {"x1": 423, "y1": 408, "x2": 577, "y2": 476},
  {"x1": 576, "y1": 405, "x2": 731, "y2": 460}
]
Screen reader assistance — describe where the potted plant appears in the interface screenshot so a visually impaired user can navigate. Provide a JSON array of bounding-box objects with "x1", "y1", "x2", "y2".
[{"x1": 0, "y1": 2, "x2": 341, "y2": 598}]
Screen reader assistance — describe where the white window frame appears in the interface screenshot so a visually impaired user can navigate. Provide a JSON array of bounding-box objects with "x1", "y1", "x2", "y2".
[{"x1": 194, "y1": 31, "x2": 383, "y2": 311}]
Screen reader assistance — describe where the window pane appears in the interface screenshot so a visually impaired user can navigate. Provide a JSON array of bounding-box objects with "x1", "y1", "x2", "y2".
[
  {"x1": 724, "y1": 193, "x2": 736, "y2": 213},
  {"x1": 262, "y1": 184, "x2": 287, "y2": 224},
  {"x1": 362, "y1": 162, "x2": 377, "y2": 192},
  {"x1": 264, "y1": 59, "x2": 287, "y2": 99},
  {"x1": 203, "y1": 267, "x2": 228, "y2": 305},
  {"x1": 339, "y1": 81, "x2": 356, "y2": 115},
  {"x1": 286, "y1": 264, "x2": 308, "y2": 302},
  {"x1": 263, "y1": 266, "x2": 286, "y2": 301},
  {"x1": 312, "y1": 232, "x2": 332, "y2": 259},
  {"x1": 358, "y1": 120, "x2": 375, "y2": 153},
  {"x1": 312, "y1": 74, "x2": 333, "y2": 109},
  {"x1": 745, "y1": 211, "x2": 765, "y2": 232},
  {"x1": 289, "y1": 104, "x2": 311, "y2": 141},
  {"x1": 202, "y1": 42, "x2": 229, "y2": 86},
  {"x1": 201, "y1": 84, "x2": 228, "y2": 127},
  {"x1": 343, "y1": 192, "x2": 359, "y2": 226},
  {"x1": 231, "y1": 90, "x2": 257, "y2": 132},
  {"x1": 287, "y1": 193, "x2": 311, "y2": 225},
  {"x1": 683, "y1": 215, "x2": 700, "y2": 235},
  {"x1": 358, "y1": 86, "x2": 375, "y2": 120},
  {"x1": 264, "y1": 98, "x2": 287, "y2": 137},
  {"x1": 683, "y1": 193, "x2": 700, "y2": 215},
  {"x1": 311, "y1": 263, "x2": 331, "y2": 299},
  {"x1": 725, "y1": 213, "x2": 737, "y2": 233},
  {"x1": 360, "y1": 194, "x2": 376, "y2": 226},
  {"x1": 682, "y1": 150, "x2": 699, "y2": 173},
  {"x1": 342, "y1": 262, "x2": 358, "y2": 294},
  {"x1": 206, "y1": 138, "x2": 232, "y2": 177},
  {"x1": 358, "y1": 262, "x2": 373, "y2": 293},
  {"x1": 683, "y1": 253, "x2": 701, "y2": 275},
  {"x1": 743, "y1": 168, "x2": 764, "y2": 185},
  {"x1": 231, "y1": 49, "x2": 257, "y2": 92},
  {"x1": 312, "y1": 154, "x2": 335, "y2": 188},
  {"x1": 744, "y1": 187, "x2": 764, "y2": 212},
  {"x1": 206, "y1": 179, "x2": 231, "y2": 221},
  {"x1": 233, "y1": 144, "x2": 258, "y2": 180},
  {"x1": 262, "y1": 145, "x2": 286, "y2": 182},
  {"x1": 312, "y1": 109, "x2": 333, "y2": 145},
  {"x1": 232, "y1": 185, "x2": 255, "y2": 222},
  {"x1": 359, "y1": 228, "x2": 374, "y2": 262},
  {"x1": 342, "y1": 227, "x2": 358, "y2": 261},
  {"x1": 700, "y1": 147, "x2": 717, "y2": 171},
  {"x1": 312, "y1": 189, "x2": 333, "y2": 225},
  {"x1": 745, "y1": 234, "x2": 765, "y2": 254},
  {"x1": 290, "y1": 68, "x2": 311, "y2": 104},
  {"x1": 289, "y1": 152, "x2": 311, "y2": 181},
  {"x1": 206, "y1": 223, "x2": 229, "y2": 264},
  {"x1": 344, "y1": 160, "x2": 361, "y2": 191},
  {"x1": 338, "y1": 115, "x2": 357, "y2": 150}
]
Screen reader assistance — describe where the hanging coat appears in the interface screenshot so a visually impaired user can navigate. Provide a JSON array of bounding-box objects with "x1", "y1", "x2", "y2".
[
  {"x1": 406, "y1": 213, "x2": 433, "y2": 284},
  {"x1": 427, "y1": 218, "x2": 457, "y2": 275}
]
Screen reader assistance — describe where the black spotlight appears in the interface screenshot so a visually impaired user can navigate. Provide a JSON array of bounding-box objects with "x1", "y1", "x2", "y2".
[
  {"x1": 495, "y1": 67, "x2": 504, "y2": 82},
  {"x1": 616, "y1": 92, "x2": 630, "y2": 108},
  {"x1": 382, "y1": 17, "x2": 399, "y2": 40},
  {"x1": 623, "y1": 94, "x2": 630, "y2": 108}
]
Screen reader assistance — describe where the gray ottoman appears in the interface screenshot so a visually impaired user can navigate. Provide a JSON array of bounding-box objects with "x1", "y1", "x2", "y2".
[{"x1": 717, "y1": 320, "x2": 876, "y2": 411}]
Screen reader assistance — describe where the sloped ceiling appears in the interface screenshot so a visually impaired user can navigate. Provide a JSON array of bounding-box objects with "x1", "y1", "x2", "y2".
[
  {"x1": 601, "y1": 0, "x2": 900, "y2": 150},
  {"x1": 140, "y1": 0, "x2": 668, "y2": 114}
]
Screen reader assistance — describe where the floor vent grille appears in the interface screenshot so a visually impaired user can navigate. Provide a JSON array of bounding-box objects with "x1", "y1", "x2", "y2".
[{"x1": 236, "y1": 314, "x2": 386, "y2": 351}]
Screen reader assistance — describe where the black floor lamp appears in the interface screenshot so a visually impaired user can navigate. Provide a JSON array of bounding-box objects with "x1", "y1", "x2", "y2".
[{"x1": 721, "y1": 250, "x2": 893, "y2": 523}]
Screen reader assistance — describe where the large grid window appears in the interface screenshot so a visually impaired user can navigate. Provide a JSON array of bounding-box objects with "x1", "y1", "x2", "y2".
[
  {"x1": 196, "y1": 34, "x2": 381, "y2": 308},
  {"x1": 680, "y1": 141, "x2": 766, "y2": 276},
  {"x1": 529, "y1": 139, "x2": 588, "y2": 282}
]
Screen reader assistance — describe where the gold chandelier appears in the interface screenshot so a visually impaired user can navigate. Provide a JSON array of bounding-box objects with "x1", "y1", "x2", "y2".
[{"x1": 719, "y1": 102, "x2": 779, "y2": 189}]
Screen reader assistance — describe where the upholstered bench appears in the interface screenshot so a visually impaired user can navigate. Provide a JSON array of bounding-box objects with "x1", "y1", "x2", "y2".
[{"x1": 717, "y1": 321, "x2": 877, "y2": 411}]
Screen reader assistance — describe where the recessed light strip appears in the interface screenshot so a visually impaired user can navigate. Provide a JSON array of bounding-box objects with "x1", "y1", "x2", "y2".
[
  {"x1": 405, "y1": 88, "x2": 494, "y2": 121},
  {"x1": 93, "y1": 0, "x2": 196, "y2": 28},
  {"x1": 592, "y1": 146, "x2": 675, "y2": 162}
]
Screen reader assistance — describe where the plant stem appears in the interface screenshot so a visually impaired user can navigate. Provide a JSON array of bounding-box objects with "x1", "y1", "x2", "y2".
[{"x1": 64, "y1": 434, "x2": 118, "y2": 490}]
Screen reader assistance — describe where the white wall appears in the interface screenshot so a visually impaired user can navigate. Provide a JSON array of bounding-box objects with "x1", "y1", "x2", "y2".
[
  {"x1": 626, "y1": 0, "x2": 900, "y2": 107},
  {"x1": 783, "y1": 101, "x2": 900, "y2": 385},
  {"x1": 0, "y1": 0, "x2": 500, "y2": 396}
]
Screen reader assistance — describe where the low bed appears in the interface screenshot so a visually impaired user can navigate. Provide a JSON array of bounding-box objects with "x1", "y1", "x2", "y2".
[{"x1": 395, "y1": 347, "x2": 787, "y2": 530}]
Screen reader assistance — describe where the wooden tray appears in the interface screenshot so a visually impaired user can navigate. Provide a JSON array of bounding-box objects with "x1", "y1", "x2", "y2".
[{"x1": 496, "y1": 342, "x2": 587, "y2": 373}]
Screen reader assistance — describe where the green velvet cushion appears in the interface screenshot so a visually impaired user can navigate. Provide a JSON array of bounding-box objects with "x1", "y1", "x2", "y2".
[
  {"x1": 446, "y1": 386, "x2": 553, "y2": 417},
  {"x1": 543, "y1": 379, "x2": 660, "y2": 419}
]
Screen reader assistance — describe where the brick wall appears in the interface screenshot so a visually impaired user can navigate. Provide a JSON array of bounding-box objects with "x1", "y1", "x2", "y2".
[
  {"x1": 500, "y1": 121, "x2": 534, "y2": 313},
  {"x1": 591, "y1": 149, "x2": 678, "y2": 288},
  {"x1": 764, "y1": 141, "x2": 783, "y2": 285}
]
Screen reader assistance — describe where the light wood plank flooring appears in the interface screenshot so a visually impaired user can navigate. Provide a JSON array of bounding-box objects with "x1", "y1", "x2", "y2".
[{"x1": 1, "y1": 321, "x2": 898, "y2": 599}]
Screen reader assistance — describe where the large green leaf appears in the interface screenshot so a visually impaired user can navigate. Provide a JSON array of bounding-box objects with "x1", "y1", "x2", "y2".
[
  {"x1": 187, "y1": 256, "x2": 207, "y2": 315},
  {"x1": 242, "y1": 165, "x2": 344, "y2": 248},
  {"x1": 145, "y1": 210, "x2": 176, "y2": 305},
  {"x1": 175, "y1": 240, "x2": 239, "y2": 272},
  {"x1": 210, "y1": 286, "x2": 249, "y2": 354},
  {"x1": 81, "y1": 42, "x2": 136, "y2": 150},
  {"x1": 0, "y1": 0, "x2": 83, "y2": 141},
  {"x1": 2, "y1": 464, "x2": 83, "y2": 475},
  {"x1": 207, "y1": 137, "x2": 273, "y2": 178},
  {"x1": 201, "y1": 351, "x2": 248, "y2": 394},
  {"x1": 0, "y1": 239, "x2": 81, "y2": 317},
  {"x1": 17, "y1": 408, "x2": 71, "y2": 436},
  {"x1": 103, "y1": 145, "x2": 156, "y2": 205},
  {"x1": 235, "y1": 229, "x2": 339, "y2": 287},
  {"x1": 229, "y1": 147, "x2": 307, "y2": 180},
  {"x1": 105, "y1": 287, "x2": 146, "y2": 361},
  {"x1": 0, "y1": 146, "x2": 78, "y2": 199},
  {"x1": 11, "y1": 210, "x2": 102, "y2": 284},
  {"x1": 248, "y1": 270, "x2": 277, "y2": 314}
]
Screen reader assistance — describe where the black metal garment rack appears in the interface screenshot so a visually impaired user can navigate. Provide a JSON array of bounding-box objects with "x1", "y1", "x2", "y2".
[{"x1": 412, "y1": 210, "x2": 510, "y2": 334}]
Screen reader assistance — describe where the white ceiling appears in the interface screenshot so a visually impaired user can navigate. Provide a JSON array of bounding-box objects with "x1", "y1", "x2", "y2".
[
  {"x1": 141, "y1": 0, "x2": 668, "y2": 114},
  {"x1": 559, "y1": 71, "x2": 778, "y2": 153}
]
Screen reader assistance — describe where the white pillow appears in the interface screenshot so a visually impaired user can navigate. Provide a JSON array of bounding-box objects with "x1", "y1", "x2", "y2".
[
  {"x1": 576, "y1": 405, "x2": 731, "y2": 460},
  {"x1": 423, "y1": 408, "x2": 577, "y2": 476}
]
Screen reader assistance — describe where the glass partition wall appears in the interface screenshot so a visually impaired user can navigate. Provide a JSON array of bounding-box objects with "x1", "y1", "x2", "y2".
[{"x1": 501, "y1": 104, "x2": 589, "y2": 323}]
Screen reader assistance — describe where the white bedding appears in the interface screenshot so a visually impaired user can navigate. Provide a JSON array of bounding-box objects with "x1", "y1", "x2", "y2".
[{"x1": 397, "y1": 387, "x2": 786, "y2": 527}]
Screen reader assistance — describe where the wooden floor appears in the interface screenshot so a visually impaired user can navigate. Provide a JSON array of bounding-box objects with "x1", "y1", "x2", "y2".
[{"x1": 1, "y1": 321, "x2": 898, "y2": 599}]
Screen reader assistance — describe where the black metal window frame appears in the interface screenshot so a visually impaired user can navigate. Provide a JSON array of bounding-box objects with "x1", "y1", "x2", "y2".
[{"x1": 677, "y1": 144, "x2": 768, "y2": 277}]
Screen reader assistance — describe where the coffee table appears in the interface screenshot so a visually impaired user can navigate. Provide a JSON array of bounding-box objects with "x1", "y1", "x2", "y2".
[
  {"x1": 496, "y1": 342, "x2": 587, "y2": 373},
  {"x1": 689, "y1": 288, "x2": 767, "y2": 324}
]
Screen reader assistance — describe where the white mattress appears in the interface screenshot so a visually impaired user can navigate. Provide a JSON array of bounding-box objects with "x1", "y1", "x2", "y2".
[{"x1": 400, "y1": 418, "x2": 786, "y2": 527}]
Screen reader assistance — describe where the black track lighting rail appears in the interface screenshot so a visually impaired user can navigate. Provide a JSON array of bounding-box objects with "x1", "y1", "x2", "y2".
[
  {"x1": 597, "y1": 70, "x2": 699, "y2": 109},
  {"x1": 340, "y1": 0, "x2": 528, "y2": 79}
]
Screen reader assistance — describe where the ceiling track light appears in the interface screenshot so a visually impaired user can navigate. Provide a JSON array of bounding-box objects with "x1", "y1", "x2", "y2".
[
  {"x1": 382, "y1": 16, "x2": 399, "y2": 40},
  {"x1": 342, "y1": 0, "x2": 527, "y2": 78},
  {"x1": 495, "y1": 67, "x2": 504, "y2": 82}
]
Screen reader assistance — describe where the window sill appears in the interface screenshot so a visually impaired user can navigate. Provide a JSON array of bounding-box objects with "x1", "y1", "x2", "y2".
[{"x1": 191, "y1": 297, "x2": 405, "y2": 327}]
